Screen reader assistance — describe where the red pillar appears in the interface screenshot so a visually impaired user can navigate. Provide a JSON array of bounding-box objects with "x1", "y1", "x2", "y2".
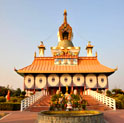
[
  {"x1": 24, "y1": 75, "x2": 25, "y2": 91},
  {"x1": 107, "y1": 76, "x2": 109, "y2": 89},
  {"x1": 54, "y1": 88, "x2": 56, "y2": 94},
  {"x1": 80, "y1": 87, "x2": 83, "y2": 95},
  {"x1": 97, "y1": 75, "x2": 98, "y2": 92},
  {"x1": 84, "y1": 75, "x2": 86, "y2": 95},
  {"x1": 33, "y1": 75, "x2": 35, "y2": 94}
]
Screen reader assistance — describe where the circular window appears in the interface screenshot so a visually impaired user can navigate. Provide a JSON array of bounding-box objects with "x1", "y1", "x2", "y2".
[
  {"x1": 77, "y1": 77, "x2": 80, "y2": 82},
  {"x1": 28, "y1": 78, "x2": 31, "y2": 83},
  {"x1": 64, "y1": 77, "x2": 68, "y2": 82},
  {"x1": 52, "y1": 78, "x2": 55, "y2": 82},
  {"x1": 90, "y1": 78, "x2": 93, "y2": 83},
  {"x1": 39, "y1": 78, "x2": 42, "y2": 83},
  {"x1": 101, "y1": 78, "x2": 104, "y2": 83}
]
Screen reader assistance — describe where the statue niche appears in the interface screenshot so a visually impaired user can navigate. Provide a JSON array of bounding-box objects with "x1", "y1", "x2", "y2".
[{"x1": 62, "y1": 31, "x2": 69, "y2": 40}]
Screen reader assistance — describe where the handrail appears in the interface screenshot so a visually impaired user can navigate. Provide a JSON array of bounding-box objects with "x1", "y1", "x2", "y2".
[
  {"x1": 20, "y1": 90, "x2": 46, "y2": 111},
  {"x1": 85, "y1": 89, "x2": 116, "y2": 110}
]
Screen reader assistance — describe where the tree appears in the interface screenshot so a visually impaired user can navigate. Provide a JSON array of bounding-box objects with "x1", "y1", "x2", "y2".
[
  {"x1": 0, "y1": 86, "x2": 8, "y2": 96},
  {"x1": 13, "y1": 88, "x2": 21, "y2": 96},
  {"x1": 112, "y1": 89, "x2": 123, "y2": 95},
  {"x1": 106, "y1": 90, "x2": 112, "y2": 97},
  {"x1": 21, "y1": 91, "x2": 26, "y2": 96}
]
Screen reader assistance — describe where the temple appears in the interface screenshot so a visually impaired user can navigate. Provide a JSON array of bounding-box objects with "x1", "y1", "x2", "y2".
[{"x1": 15, "y1": 10, "x2": 116, "y2": 96}]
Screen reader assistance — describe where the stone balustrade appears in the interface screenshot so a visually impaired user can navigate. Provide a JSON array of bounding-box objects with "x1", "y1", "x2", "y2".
[
  {"x1": 85, "y1": 89, "x2": 116, "y2": 110},
  {"x1": 21, "y1": 90, "x2": 46, "y2": 111}
]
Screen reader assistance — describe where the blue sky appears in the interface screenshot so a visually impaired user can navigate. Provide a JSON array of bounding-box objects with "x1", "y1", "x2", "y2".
[{"x1": 0, "y1": 0, "x2": 124, "y2": 90}]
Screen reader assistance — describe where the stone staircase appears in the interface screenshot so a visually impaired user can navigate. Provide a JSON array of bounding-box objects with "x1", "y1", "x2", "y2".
[
  {"x1": 25, "y1": 95, "x2": 51, "y2": 112},
  {"x1": 82, "y1": 95, "x2": 111, "y2": 111},
  {"x1": 25, "y1": 94, "x2": 111, "y2": 112}
]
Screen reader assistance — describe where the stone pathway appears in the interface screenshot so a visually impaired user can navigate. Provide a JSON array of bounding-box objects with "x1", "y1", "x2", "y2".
[
  {"x1": 103, "y1": 109, "x2": 124, "y2": 123},
  {"x1": 0, "y1": 111, "x2": 37, "y2": 123},
  {"x1": 0, "y1": 110, "x2": 124, "y2": 123}
]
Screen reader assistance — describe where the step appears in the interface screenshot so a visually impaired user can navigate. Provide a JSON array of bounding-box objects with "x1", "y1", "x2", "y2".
[
  {"x1": 82, "y1": 95, "x2": 111, "y2": 111},
  {"x1": 25, "y1": 95, "x2": 51, "y2": 112}
]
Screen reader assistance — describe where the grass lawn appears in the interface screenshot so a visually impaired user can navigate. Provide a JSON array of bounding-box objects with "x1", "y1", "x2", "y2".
[{"x1": 0, "y1": 113, "x2": 9, "y2": 119}]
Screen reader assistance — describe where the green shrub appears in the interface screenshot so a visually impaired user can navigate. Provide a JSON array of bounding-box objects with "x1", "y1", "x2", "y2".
[
  {"x1": 71, "y1": 94, "x2": 80, "y2": 101},
  {"x1": 21, "y1": 91, "x2": 26, "y2": 96},
  {"x1": 106, "y1": 90, "x2": 112, "y2": 97},
  {"x1": 98, "y1": 90, "x2": 102, "y2": 94},
  {"x1": 116, "y1": 99, "x2": 124, "y2": 109},
  {"x1": 20, "y1": 94, "x2": 25, "y2": 98},
  {"x1": 51, "y1": 94, "x2": 61, "y2": 102},
  {"x1": 10, "y1": 97, "x2": 18, "y2": 102},
  {"x1": 112, "y1": 89, "x2": 123, "y2": 95},
  {"x1": 0, "y1": 102, "x2": 20, "y2": 110},
  {"x1": 0, "y1": 97, "x2": 6, "y2": 102},
  {"x1": 10, "y1": 97, "x2": 23, "y2": 103}
]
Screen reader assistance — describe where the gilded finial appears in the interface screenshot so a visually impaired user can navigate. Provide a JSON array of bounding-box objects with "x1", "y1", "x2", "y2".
[
  {"x1": 64, "y1": 9, "x2": 67, "y2": 24},
  {"x1": 88, "y1": 41, "x2": 91, "y2": 44},
  {"x1": 40, "y1": 41, "x2": 43, "y2": 45},
  {"x1": 64, "y1": 9, "x2": 67, "y2": 15},
  {"x1": 34, "y1": 51, "x2": 36, "y2": 58},
  {"x1": 115, "y1": 66, "x2": 118, "y2": 71},
  {"x1": 95, "y1": 51, "x2": 97, "y2": 57}
]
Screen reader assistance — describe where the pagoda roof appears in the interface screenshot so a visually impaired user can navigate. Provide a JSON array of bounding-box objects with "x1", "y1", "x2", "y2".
[{"x1": 16, "y1": 57, "x2": 116, "y2": 75}]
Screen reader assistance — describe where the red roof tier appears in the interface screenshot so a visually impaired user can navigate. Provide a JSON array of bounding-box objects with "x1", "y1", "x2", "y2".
[{"x1": 16, "y1": 57, "x2": 116, "y2": 74}]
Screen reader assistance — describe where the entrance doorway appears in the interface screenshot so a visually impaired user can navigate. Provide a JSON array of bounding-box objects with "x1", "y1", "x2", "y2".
[{"x1": 49, "y1": 87, "x2": 59, "y2": 95}]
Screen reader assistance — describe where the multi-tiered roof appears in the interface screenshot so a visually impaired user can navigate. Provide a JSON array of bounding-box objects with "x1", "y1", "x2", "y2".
[{"x1": 15, "y1": 10, "x2": 116, "y2": 76}]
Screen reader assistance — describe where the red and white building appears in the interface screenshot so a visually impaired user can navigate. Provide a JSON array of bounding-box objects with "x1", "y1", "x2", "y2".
[{"x1": 15, "y1": 10, "x2": 116, "y2": 96}]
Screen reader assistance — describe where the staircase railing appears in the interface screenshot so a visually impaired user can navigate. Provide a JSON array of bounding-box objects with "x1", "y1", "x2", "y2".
[
  {"x1": 20, "y1": 90, "x2": 46, "y2": 111},
  {"x1": 85, "y1": 89, "x2": 116, "y2": 110}
]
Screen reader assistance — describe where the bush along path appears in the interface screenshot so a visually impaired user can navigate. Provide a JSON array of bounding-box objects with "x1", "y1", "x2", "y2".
[
  {"x1": 0, "y1": 86, "x2": 26, "y2": 111},
  {"x1": 106, "y1": 89, "x2": 124, "y2": 109}
]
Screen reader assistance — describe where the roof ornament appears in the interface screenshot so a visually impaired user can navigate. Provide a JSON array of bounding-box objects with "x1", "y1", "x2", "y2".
[
  {"x1": 34, "y1": 51, "x2": 36, "y2": 58},
  {"x1": 86, "y1": 41, "x2": 94, "y2": 57},
  {"x1": 115, "y1": 66, "x2": 118, "y2": 71},
  {"x1": 40, "y1": 41, "x2": 43, "y2": 45},
  {"x1": 88, "y1": 41, "x2": 91, "y2": 45},
  {"x1": 95, "y1": 51, "x2": 98, "y2": 57},
  {"x1": 64, "y1": 9, "x2": 67, "y2": 24}
]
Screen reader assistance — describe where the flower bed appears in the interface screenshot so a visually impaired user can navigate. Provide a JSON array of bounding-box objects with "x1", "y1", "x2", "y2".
[{"x1": 49, "y1": 90, "x2": 87, "y2": 111}]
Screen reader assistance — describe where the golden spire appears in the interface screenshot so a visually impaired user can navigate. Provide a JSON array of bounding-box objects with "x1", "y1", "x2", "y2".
[
  {"x1": 34, "y1": 51, "x2": 36, "y2": 58},
  {"x1": 95, "y1": 51, "x2": 97, "y2": 57},
  {"x1": 64, "y1": 9, "x2": 67, "y2": 24}
]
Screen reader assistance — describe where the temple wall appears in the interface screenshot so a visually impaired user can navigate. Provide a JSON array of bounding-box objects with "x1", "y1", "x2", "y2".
[{"x1": 24, "y1": 73, "x2": 108, "y2": 93}]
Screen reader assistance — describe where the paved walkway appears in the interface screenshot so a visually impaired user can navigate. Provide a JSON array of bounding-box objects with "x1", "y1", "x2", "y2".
[
  {"x1": 103, "y1": 109, "x2": 124, "y2": 123},
  {"x1": 0, "y1": 110, "x2": 124, "y2": 123},
  {"x1": 0, "y1": 111, "x2": 37, "y2": 123}
]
